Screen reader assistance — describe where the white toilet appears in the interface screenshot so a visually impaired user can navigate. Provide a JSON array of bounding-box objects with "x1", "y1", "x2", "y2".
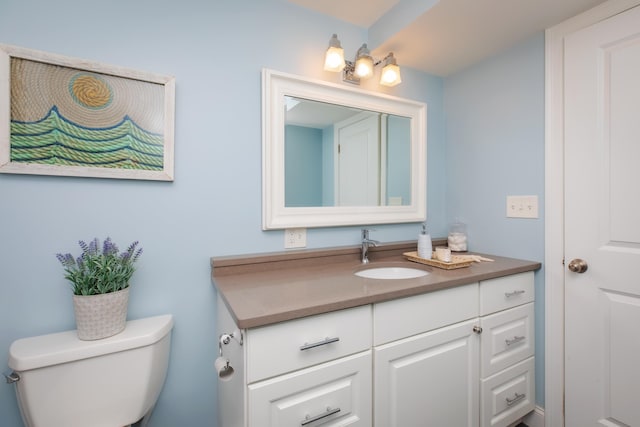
[{"x1": 7, "y1": 314, "x2": 173, "y2": 427}]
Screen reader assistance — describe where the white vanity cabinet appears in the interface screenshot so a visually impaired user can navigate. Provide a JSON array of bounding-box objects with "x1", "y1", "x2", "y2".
[{"x1": 216, "y1": 270, "x2": 536, "y2": 427}]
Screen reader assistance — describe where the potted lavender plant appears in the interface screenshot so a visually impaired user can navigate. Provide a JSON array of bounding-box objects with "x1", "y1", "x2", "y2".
[{"x1": 56, "y1": 237, "x2": 142, "y2": 340}]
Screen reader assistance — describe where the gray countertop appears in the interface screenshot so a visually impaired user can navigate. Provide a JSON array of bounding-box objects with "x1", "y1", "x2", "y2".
[{"x1": 211, "y1": 241, "x2": 541, "y2": 329}]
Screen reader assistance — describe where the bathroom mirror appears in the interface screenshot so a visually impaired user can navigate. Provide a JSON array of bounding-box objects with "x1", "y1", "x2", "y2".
[{"x1": 262, "y1": 69, "x2": 426, "y2": 229}]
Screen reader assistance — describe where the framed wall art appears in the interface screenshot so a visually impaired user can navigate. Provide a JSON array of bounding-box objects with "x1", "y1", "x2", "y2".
[{"x1": 0, "y1": 44, "x2": 175, "y2": 181}]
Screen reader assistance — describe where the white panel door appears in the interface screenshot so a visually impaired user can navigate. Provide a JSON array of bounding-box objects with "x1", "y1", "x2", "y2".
[
  {"x1": 564, "y1": 5, "x2": 640, "y2": 426},
  {"x1": 374, "y1": 319, "x2": 479, "y2": 427},
  {"x1": 335, "y1": 113, "x2": 380, "y2": 206}
]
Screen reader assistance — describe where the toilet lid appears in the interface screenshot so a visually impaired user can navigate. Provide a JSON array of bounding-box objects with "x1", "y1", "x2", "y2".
[{"x1": 8, "y1": 314, "x2": 173, "y2": 371}]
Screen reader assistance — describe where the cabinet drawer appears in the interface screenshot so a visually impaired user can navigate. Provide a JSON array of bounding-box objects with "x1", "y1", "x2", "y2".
[
  {"x1": 248, "y1": 351, "x2": 372, "y2": 427},
  {"x1": 374, "y1": 283, "x2": 478, "y2": 345},
  {"x1": 479, "y1": 272, "x2": 534, "y2": 316},
  {"x1": 480, "y1": 303, "x2": 534, "y2": 378},
  {"x1": 246, "y1": 305, "x2": 371, "y2": 383},
  {"x1": 481, "y1": 357, "x2": 535, "y2": 427}
]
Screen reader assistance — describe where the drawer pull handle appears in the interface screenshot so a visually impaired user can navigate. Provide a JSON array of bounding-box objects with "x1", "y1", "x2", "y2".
[
  {"x1": 300, "y1": 336, "x2": 340, "y2": 351},
  {"x1": 301, "y1": 406, "x2": 341, "y2": 425},
  {"x1": 505, "y1": 336, "x2": 526, "y2": 346},
  {"x1": 506, "y1": 392, "x2": 526, "y2": 406},
  {"x1": 505, "y1": 290, "x2": 525, "y2": 298}
]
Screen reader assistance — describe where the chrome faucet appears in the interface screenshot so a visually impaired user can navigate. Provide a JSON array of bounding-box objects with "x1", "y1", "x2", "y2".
[{"x1": 361, "y1": 229, "x2": 380, "y2": 264}]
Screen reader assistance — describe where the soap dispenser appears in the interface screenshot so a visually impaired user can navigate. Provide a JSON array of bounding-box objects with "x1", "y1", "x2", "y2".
[{"x1": 417, "y1": 223, "x2": 432, "y2": 259}]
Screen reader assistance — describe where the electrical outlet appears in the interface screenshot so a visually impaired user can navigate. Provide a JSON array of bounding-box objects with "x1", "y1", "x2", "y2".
[
  {"x1": 284, "y1": 228, "x2": 307, "y2": 248},
  {"x1": 506, "y1": 195, "x2": 539, "y2": 218}
]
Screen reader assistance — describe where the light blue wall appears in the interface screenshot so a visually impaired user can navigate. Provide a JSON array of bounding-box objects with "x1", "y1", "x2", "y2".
[
  {"x1": 444, "y1": 33, "x2": 546, "y2": 405},
  {"x1": 285, "y1": 125, "x2": 323, "y2": 207},
  {"x1": 0, "y1": 0, "x2": 546, "y2": 423},
  {"x1": 0, "y1": 0, "x2": 445, "y2": 425}
]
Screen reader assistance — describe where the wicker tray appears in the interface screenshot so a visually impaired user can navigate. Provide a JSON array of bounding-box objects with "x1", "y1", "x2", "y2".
[{"x1": 403, "y1": 251, "x2": 474, "y2": 270}]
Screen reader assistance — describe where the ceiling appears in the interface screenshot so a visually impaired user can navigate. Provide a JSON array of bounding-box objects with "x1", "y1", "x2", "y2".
[{"x1": 288, "y1": 0, "x2": 608, "y2": 76}]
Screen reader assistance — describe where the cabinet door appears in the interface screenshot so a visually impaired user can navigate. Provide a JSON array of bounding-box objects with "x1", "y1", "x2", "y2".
[
  {"x1": 248, "y1": 351, "x2": 371, "y2": 427},
  {"x1": 374, "y1": 319, "x2": 480, "y2": 427}
]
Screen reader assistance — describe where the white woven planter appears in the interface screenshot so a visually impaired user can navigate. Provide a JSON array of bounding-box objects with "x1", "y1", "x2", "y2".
[{"x1": 72, "y1": 287, "x2": 129, "y2": 340}]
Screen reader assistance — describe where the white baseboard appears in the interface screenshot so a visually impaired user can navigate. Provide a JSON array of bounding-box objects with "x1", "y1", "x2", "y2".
[{"x1": 522, "y1": 406, "x2": 545, "y2": 427}]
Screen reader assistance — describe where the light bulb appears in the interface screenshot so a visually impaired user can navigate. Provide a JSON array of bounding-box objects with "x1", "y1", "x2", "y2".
[
  {"x1": 325, "y1": 47, "x2": 345, "y2": 72},
  {"x1": 355, "y1": 59, "x2": 373, "y2": 78}
]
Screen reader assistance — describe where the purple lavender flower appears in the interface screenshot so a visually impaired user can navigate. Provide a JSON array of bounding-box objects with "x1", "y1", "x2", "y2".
[
  {"x1": 125, "y1": 240, "x2": 139, "y2": 255},
  {"x1": 65, "y1": 253, "x2": 75, "y2": 265},
  {"x1": 56, "y1": 237, "x2": 143, "y2": 296},
  {"x1": 132, "y1": 247, "x2": 143, "y2": 262},
  {"x1": 88, "y1": 238, "x2": 99, "y2": 256},
  {"x1": 102, "y1": 237, "x2": 119, "y2": 256},
  {"x1": 56, "y1": 253, "x2": 75, "y2": 268}
]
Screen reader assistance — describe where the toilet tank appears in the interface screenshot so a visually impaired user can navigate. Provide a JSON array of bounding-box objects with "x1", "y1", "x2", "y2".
[{"x1": 8, "y1": 314, "x2": 173, "y2": 427}]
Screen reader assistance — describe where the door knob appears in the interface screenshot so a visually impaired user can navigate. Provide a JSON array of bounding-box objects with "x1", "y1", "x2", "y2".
[{"x1": 568, "y1": 258, "x2": 588, "y2": 273}]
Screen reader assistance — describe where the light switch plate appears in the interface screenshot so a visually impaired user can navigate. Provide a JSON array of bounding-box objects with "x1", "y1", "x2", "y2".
[
  {"x1": 284, "y1": 228, "x2": 307, "y2": 248},
  {"x1": 506, "y1": 195, "x2": 539, "y2": 218}
]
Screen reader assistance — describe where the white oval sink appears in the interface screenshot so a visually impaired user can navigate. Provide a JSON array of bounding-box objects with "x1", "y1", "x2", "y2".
[{"x1": 355, "y1": 267, "x2": 429, "y2": 280}]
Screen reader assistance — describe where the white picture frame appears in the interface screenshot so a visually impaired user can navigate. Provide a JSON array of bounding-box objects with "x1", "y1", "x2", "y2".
[{"x1": 0, "y1": 44, "x2": 175, "y2": 181}]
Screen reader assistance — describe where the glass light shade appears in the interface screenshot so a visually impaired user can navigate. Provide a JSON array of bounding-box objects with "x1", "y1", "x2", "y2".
[
  {"x1": 324, "y1": 34, "x2": 345, "y2": 72},
  {"x1": 324, "y1": 46, "x2": 345, "y2": 72},
  {"x1": 355, "y1": 56, "x2": 374, "y2": 78},
  {"x1": 379, "y1": 53, "x2": 402, "y2": 87},
  {"x1": 380, "y1": 63, "x2": 402, "y2": 86},
  {"x1": 354, "y1": 44, "x2": 374, "y2": 78}
]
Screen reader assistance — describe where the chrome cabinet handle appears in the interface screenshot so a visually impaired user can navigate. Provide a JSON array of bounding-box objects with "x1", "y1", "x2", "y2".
[
  {"x1": 506, "y1": 392, "x2": 526, "y2": 406},
  {"x1": 505, "y1": 336, "x2": 526, "y2": 346},
  {"x1": 504, "y1": 290, "x2": 525, "y2": 298},
  {"x1": 473, "y1": 326, "x2": 483, "y2": 334},
  {"x1": 301, "y1": 407, "x2": 341, "y2": 425},
  {"x1": 300, "y1": 336, "x2": 340, "y2": 351}
]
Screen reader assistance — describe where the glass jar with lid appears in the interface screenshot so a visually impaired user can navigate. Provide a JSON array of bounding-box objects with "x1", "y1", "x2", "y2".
[{"x1": 448, "y1": 221, "x2": 468, "y2": 252}]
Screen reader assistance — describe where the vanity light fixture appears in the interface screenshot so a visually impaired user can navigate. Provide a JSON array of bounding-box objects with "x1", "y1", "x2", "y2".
[{"x1": 323, "y1": 34, "x2": 402, "y2": 87}]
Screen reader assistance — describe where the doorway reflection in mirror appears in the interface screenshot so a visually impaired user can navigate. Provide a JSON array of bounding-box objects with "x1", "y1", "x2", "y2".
[{"x1": 284, "y1": 96, "x2": 411, "y2": 208}]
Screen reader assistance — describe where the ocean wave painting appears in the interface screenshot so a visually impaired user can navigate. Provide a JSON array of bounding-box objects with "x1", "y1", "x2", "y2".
[
  {"x1": 10, "y1": 106, "x2": 164, "y2": 171},
  {"x1": 1, "y1": 46, "x2": 175, "y2": 181}
]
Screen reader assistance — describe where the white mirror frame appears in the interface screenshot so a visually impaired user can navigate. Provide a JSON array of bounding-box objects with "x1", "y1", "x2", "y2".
[{"x1": 262, "y1": 68, "x2": 426, "y2": 230}]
